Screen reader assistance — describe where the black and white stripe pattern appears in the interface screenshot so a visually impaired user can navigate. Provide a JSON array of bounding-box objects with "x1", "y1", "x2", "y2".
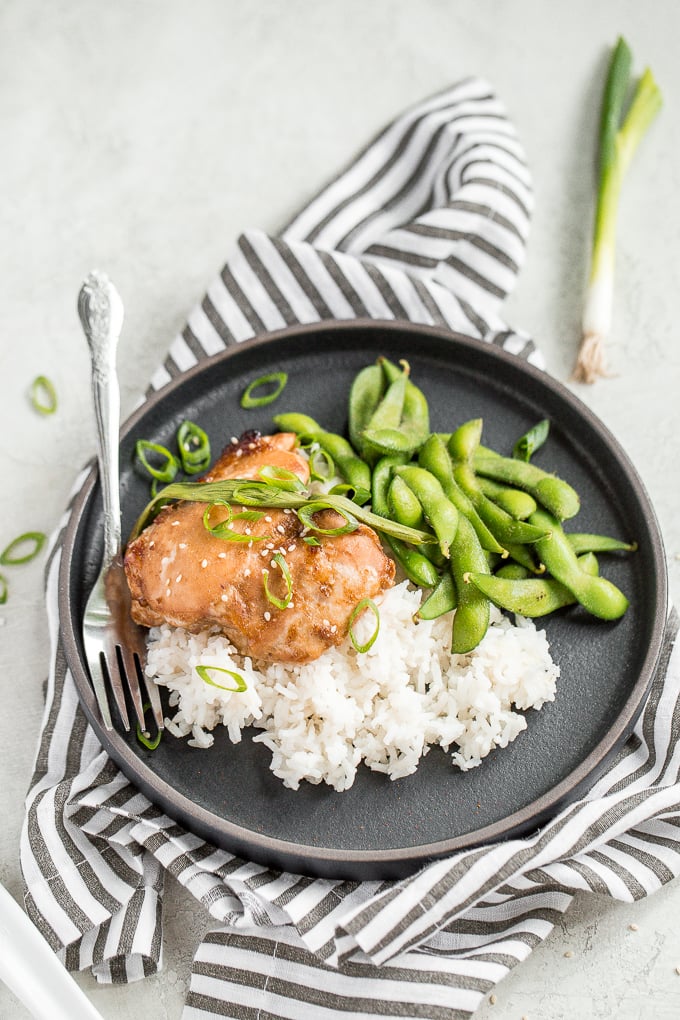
[{"x1": 20, "y1": 79, "x2": 680, "y2": 1019}]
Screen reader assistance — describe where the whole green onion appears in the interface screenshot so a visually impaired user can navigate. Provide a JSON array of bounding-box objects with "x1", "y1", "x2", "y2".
[
  {"x1": 0, "y1": 531, "x2": 46, "y2": 565},
  {"x1": 574, "y1": 37, "x2": 662, "y2": 383},
  {"x1": 29, "y1": 375, "x2": 58, "y2": 416}
]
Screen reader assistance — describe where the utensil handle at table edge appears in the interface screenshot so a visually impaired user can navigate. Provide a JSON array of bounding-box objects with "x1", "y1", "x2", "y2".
[
  {"x1": 77, "y1": 269, "x2": 125, "y2": 565},
  {"x1": 0, "y1": 882, "x2": 104, "y2": 1020}
]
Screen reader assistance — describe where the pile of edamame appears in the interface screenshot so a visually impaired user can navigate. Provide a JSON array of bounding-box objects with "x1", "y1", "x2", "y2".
[{"x1": 274, "y1": 357, "x2": 635, "y2": 654}]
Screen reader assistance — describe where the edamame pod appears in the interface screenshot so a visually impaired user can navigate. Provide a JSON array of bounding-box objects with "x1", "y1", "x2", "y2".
[
  {"x1": 477, "y1": 477, "x2": 538, "y2": 520},
  {"x1": 417, "y1": 434, "x2": 505, "y2": 555},
  {"x1": 474, "y1": 451, "x2": 580, "y2": 520},
  {"x1": 530, "y1": 508, "x2": 628, "y2": 620},
  {"x1": 394, "y1": 465, "x2": 459, "y2": 558},
  {"x1": 453, "y1": 462, "x2": 550, "y2": 545},
  {"x1": 371, "y1": 453, "x2": 410, "y2": 517},
  {"x1": 385, "y1": 535, "x2": 440, "y2": 589},
  {"x1": 387, "y1": 475, "x2": 425, "y2": 530},
  {"x1": 417, "y1": 570, "x2": 456, "y2": 620},
  {"x1": 273, "y1": 412, "x2": 371, "y2": 497},
  {"x1": 450, "y1": 512, "x2": 490, "y2": 653},
  {"x1": 348, "y1": 364, "x2": 384, "y2": 455},
  {"x1": 466, "y1": 551, "x2": 600, "y2": 618},
  {"x1": 565, "y1": 533, "x2": 637, "y2": 555}
]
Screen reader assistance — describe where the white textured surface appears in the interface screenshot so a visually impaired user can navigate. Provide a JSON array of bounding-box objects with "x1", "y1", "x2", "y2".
[{"x1": 1, "y1": 1, "x2": 679, "y2": 1017}]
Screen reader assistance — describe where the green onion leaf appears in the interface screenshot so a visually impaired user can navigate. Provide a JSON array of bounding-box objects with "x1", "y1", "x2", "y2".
[
  {"x1": 303, "y1": 535, "x2": 321, "y2": 546},
  {"x1": 30, "y1": 375, "x2": 58, "y2": 416},
  {"x1": 177, "y1": 420, "x2": 211, "y2": 475},
  {"x1": 262, "y1": 552, "x2": 293, "y2": 610},
  {"x1": 240, "y1": 372, "x2": 288, "y2": 408},
  {"x1": 348, "y1": 598, "x2": 380, "y2": 653},
  {"x1": 136, "y1": 703, "x2": 162, "y2": 749},
  {"x1": 0, "y1": 574, "x2": 7, "y2": 604},
  {"x1": 513, "y1": 419, "x2": 550, "y2": 462},
  {"x1": 202, "y1": 502, "x2": 267, "y2": 542},
  {"x1": 297, "y1": 501, "x2": 358, "y2": 536},
  {"x1": 0, "y1": 531, "x2": 46, "y2": 566},
  {"x1": 135, "y1": 440, "x2": 180, "y2": 482},
  {"x1": 196, "y1": 665, "x2": 247, "y2": 692},
  {"x1": 257, "y1": 465, "x2": 306, "y2": 491}
]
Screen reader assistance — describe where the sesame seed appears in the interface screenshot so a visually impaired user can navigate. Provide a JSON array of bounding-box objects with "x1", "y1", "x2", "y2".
[
  {"x1": 248, "y1": 442, "x2": 256, "y2": 450},
  {"x1": 175, "y1": 574, "x2": 182, "y2": 583},
  {"x1": 271, "y1": 560, "x2": 277, "y2": 568},
  {"x1": 288, "y1": 544, "x2": 296, "y2": 552},
  {"x1": 149, "y1": 540, "x2": 155, "y2": 548},
  {"x1": 287, "y1": 601, "x2": 295, "y2": 609},
  {"x1": 166, "y1": 588, "x2": 171, "y2": 597},
  {"x1": 179, "y1": 542, "x2": 187, "y2": 549},
  {"x1": 564, "y1": 950, "x2": 573, "y2": 958},
  {"x1": 675, "y1": 965, "x2": 680, "y2": 975},
  {"x1": 265, "y1": 515, "x2": 273, "y2": 523},
  {"x1": 244, "y1": 568, "x2": 251, "y2": 577},
  {"x1": 323, "y1": 618, "x2": 330, "y2": 627},
  {"x1": 260, "y1": 549, "x2": 269, "y2": 557},
  {"x1": 330, "y1": 624, "x2": 337, "y2": 633},
  {"x1": 221, "y1": 593, "x2": 229, "y2": 602},
  {"x1": 218, "y1": 552, "x2": 227, "y2": 559},
  {"x1": 283, "y1": 508, "x2": 292, "y2": 514},
  {"x1": 245, "y1": 527, "x2": 252, "y2": 535},
  {"x1": 201, "y1": 559, "x2": 208, "y2": 568},
  {"x1": 489, "y1": 994, "x2": 496, "y2": 1006},
  {"x1": 629, "y1": 923, "x2": 638, "y2": 931},
  {"x1": 236, "y1": 449, "x2": 243, "y2": 457},
  {"x1": 277, "y1": 524, "x2": 285, "y2": 534},
  {"x1": 264, "y1": 611, "x2": 271, "y2": 622},
  {"x1": 230, "y1": 436, "x2": 238, "y2": 444},
  {"x1": 171, "y1": 520, "x2": 180, "y2": 527},
  {"x1": 266, "y1": 542, "x2": 275, "y2": 550}
]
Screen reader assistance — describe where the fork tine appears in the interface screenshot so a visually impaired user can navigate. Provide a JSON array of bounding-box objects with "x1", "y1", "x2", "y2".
[
  {"x1": 117, "y1": 643, "x2": 146, "y2": 734},
  {"x1": 105, "y1": 651, "x2": 131, "y2": 731},
  {"x1": 88, "y1": 650, "x2": 114, "y2": 731},
  {"x1": 141, "y1": 666, "x2": 165, "y2": 732}
]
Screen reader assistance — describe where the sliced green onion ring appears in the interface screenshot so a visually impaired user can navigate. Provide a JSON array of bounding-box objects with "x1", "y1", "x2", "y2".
[
  {"x1": 348, "y1": 598, "x2": 380, "y2": 653},
  {"x1": 202, "y1": 502, "x2": 267, "y2": 542},
  {"x1": 303, "y1": 535, "x2": 321, "y2": 547},
  {"x1": 177, "y1": 420, "x2": 211, "y2": 474},
  {"x1": 196, "y1": 664, "x2": 247, "y2": 692},
  {"x1": 263, "y1": 552, "x2": 293, "y2": 610},
  {"x1": 0, "y1": 573, "x2": 7, "y2": 604},
  {"x1": 309, "y1": 447, "x2": 335, "y2": 482},
  {"x1": 328, "y1": 482, "x2": 371, "y2": 505},
  {"x1": 513, "y1": 419, "x2": 550, "y2": 462},
  {"x1": 30, "y1": 375, "x2": 58, "y2": 416},
  {"x1": 258, "y1": 465, "x2": 306, "y2": 491},
  {"x1": 297, "y1": 501, "x2": 359, "y2": 536},
  {"x1": 0, "y1": 531, "x2": 46, "y2": 566},
  {"x1": 240, "y1": 371, "x2": 288, "y2": 408},
  {"x1": 135, "y1": 440, "x2": 179, "y2": 482},
  {"x1": 136, "y1": 703, "x2": 162, "y2": 750}
]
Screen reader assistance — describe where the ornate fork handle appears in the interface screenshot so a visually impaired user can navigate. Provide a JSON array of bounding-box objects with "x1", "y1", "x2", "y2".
[{"x1": 77, "y1": 270, "x2": 125, "y2": 567}]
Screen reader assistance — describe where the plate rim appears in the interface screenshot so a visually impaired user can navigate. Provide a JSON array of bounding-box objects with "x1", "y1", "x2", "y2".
[{"x1": 59, "y1": 318, "x2": 669, "y2": 878}]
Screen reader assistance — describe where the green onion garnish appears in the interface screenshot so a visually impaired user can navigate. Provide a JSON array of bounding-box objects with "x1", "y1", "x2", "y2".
[
  {"x1": 240, "y1": 371, "x2": 288, "y2": 408},
  {"x1": 0, "y1": 531, "x2": 46, "y2": 566},
  {"x1": 196, "y1": 664, "x2": 247, "y2": 692},
  {"x1": 135, "y1": 440, "x2": 180, "y2": 483},
  {"x1": 29, "y1": 375, "x2": 58, "y2": 416},
  {"x1": 136, "y1": 703, "x2": 162, "y2": 750},
  {"x1": 263, "y1": 552, "x2": 293, "y2": 610},
  {"x1": 574, "y1": 37, "x2": 662, "y2": 383},
  {"x1": 513, "y1": 419, "x2": 550, "y2": 462},
  {"x1": 348, "y1": 598, "x2": 380, "y2": 653},
  {"x1": 328, "y1": 482, "x2": 371, "y2": 505},
  {"x1": 130, "y1": 479, "x2": 434, "y2": 547},
  {"x1": 0, "y1": 574, "x2": 7, "y2": 604},
  {"x1": 297, "y1": 501, "x2": 358, "y2": 536},
  {"x1": 177, "y1": 421, "x2": 211, "y2": 475},
  {"x1": 303, "y1": 536, "x2": 321, "y2": 547},
  {"x1": 309, "y1": 447, "x2": 335, "y2": 482},
  {"x1": 258, "y1": 465, "x2": 306, "y2": 491},
  {"x1": 202, "y1": 502, "x2": 267, "y2": 542}
]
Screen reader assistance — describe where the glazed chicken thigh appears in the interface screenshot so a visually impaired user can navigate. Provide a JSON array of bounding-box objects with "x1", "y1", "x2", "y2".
[{"x1": 124, "y1": 432, "x2": 395, "y2": 663}]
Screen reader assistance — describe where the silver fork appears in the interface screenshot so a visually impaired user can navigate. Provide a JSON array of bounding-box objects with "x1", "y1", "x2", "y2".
[{"x1": 78, "y1": 270, "x2": 163, "y2": 736}]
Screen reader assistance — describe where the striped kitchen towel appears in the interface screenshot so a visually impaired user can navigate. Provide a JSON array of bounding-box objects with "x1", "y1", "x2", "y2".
[{"x1": 21, "y1": 78, "x2": 679, "y2": 1020}]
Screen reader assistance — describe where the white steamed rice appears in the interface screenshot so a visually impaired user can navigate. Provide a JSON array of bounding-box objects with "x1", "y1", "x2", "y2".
[{"x1": 144, "y1": 580, "x2": 559, "y2": 791}]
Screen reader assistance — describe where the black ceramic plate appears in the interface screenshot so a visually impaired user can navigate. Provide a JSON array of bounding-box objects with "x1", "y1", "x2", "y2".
[{"x1": 60, "y1": 320, "x2": 668, "y2": 880}]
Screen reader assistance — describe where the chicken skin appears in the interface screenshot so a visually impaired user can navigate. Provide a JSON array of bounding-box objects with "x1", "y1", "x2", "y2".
[{"x1": 124, "y1": 431, "x2": 395, "y2": 664}]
